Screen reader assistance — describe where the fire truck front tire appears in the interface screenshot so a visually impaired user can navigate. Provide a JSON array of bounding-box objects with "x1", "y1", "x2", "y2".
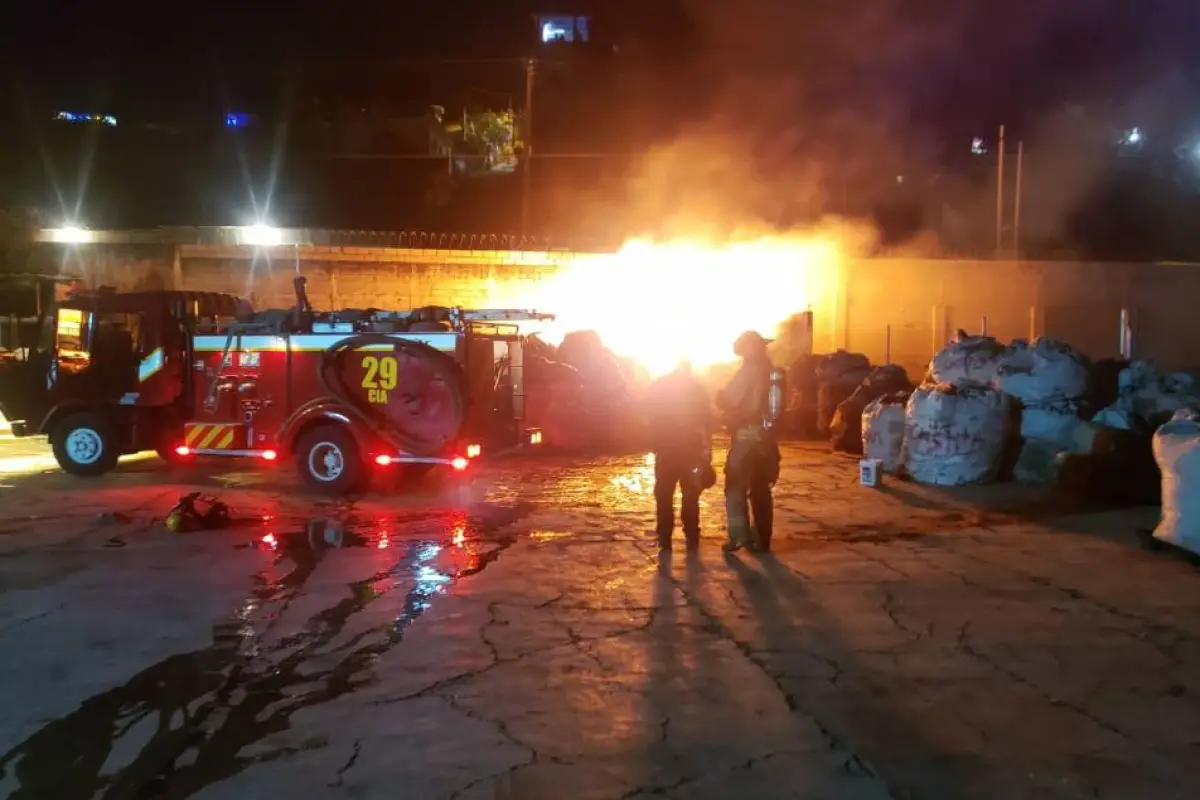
[
  {"x1": 295, "y1": 425, "x2": 367, "y2": 495},
  {"x1": 52, "y1": 413, "x2": 119, "y2": 477}
]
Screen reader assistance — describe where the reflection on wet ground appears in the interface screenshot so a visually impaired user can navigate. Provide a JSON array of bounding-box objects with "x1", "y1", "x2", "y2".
[
  {"x1": 0, "y1": 505, "x2": 528, "y2": 799},
  {"x1": 487, "y1": 453, "x2": 720, "y2": 516}
]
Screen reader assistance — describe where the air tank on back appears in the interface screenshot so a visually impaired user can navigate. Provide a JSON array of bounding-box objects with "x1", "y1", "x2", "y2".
[{"x1": 767, "y1": 368, "x2": 786, "y2": 429}]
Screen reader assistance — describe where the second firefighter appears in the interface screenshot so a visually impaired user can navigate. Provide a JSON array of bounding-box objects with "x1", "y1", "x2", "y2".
[{"x1": 716, "y1": 331, "x2": 783, "y2": 553}]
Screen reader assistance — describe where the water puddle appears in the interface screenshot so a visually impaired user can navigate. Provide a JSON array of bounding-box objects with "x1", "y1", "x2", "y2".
[{"x1": 0, "y1": 504, "x2": 529, "y2": 799}]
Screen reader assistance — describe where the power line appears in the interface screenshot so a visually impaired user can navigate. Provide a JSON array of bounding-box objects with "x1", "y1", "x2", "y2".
[{"x1": 328, "y1": 56, "x2": 570, "y2": 68}]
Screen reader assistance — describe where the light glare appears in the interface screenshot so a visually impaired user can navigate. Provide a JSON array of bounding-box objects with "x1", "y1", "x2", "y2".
[
  {"x1": 239, "y1": 224, "x2": 283, "y2": 247},
  {"x1": 50, "y1": 226, "x2": 93, "y2": 244}
]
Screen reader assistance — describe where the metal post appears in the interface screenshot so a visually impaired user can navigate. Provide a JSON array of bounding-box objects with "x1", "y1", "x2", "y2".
[
  {"x1": 171, "y1": 245, "x2": 184, "y2": 290},
  {"x1": 1029, "y1": 306, "x2": 1038, "y2": 340},
  {"x1": 995, "y1": 124, "x2": 1005, "y2": 257},
  {"x1": 981, "y1": 315, "x2": 988, "y2": 336},
  {"x1": 1119, "y1": 308, "x2": 1133, "y2": 359},
  {"x1": 510, "y1": 339, "x2": 525, "y2": 420},
  {"x1": 520, "y1": 58, "x2": 536, "y2": 236},
  {"x1": 1012, "y1": 141, "x2": 1024, "y2": 258},
  {"x1": 931, "y1": 304, "x2": 943, "y2": 357},
  {"x1": 884, "y1": 324, "x2": 892, "y2": 365}
]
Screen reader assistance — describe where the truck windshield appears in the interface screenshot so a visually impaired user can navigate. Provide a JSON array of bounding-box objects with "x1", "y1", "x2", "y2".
[
  {"x1": 54, "y1": 309, "x2": 143, "y2": 375},
  {"x1": 56, "y1": 308, "x2": 91, "y2": 373}
]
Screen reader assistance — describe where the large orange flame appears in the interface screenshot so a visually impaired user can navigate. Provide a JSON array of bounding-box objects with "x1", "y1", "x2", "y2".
[{"x1": 496, "y1": 235, "x2": 841, "y2": 375}]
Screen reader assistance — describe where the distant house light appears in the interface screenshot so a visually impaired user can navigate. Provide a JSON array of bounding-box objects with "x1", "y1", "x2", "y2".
[
  {"x1": 971, "y1": 137, "x2": 986, "y2": 155},
  {"x1": 55, "y1": 111, "x2": 117, "y2": 127},
  {"x1": 225, "y1": 112, "x2": 253, "y2": 128},
  {"x1": 538, "y1": 14, "x2": 590, "y2": 43}
]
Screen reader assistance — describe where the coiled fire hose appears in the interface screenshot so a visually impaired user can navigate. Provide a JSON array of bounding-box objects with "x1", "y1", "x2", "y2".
[{"x1": 318, "y1": 334, "x2": 468, "y2": 456}]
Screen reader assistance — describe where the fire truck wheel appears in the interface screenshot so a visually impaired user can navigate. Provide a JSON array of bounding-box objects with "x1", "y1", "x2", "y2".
[
  {"x1": 296, "y1": 425, "x2": 366, "y2": 495},
  {"x1": 52, "y1": 413, "x2": 119, "y2": 477}
]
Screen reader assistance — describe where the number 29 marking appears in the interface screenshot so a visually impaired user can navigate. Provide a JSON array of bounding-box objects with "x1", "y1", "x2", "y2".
[{"x1": 361, "y1": 355, "x2": 398, "y2": 403}]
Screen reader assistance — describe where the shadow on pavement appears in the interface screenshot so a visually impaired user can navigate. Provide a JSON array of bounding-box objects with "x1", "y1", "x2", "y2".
[
  {"x1": 634, "y1": 552, "x2": 685, "y2": 790},
  {"x1": 725, "y1": 552, "x2": 977, "y2": 800}
]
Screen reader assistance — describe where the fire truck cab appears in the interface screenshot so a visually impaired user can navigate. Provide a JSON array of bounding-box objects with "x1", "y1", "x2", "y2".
[{"x1": 0, "y1": 278, "x2": 549, "y2": 494}]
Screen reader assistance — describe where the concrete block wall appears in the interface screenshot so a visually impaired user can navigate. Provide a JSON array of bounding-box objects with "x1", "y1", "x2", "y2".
[
  {"x1": 844, "y1": 259, "x2": 1046, "y2": 378},
  {"x1": 843, "y1": 258, "x2": 1200, "y2": 376},
  {"x1": 56, "y1": 244, "x2": 176, "y2": 293},
  {"x1": 176, "y1": 246, "x2": 571, "y2": 313},
  {"x1": 54, "y1": 243, "x2": 571, "y2": 316}
]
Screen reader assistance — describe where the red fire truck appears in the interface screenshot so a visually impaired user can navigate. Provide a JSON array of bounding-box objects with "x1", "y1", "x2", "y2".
[{"x1": 0, "y1": 277, "x2": 549, "y2": 493}]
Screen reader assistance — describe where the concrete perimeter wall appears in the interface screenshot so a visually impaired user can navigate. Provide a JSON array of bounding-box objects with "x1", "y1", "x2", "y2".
[
  {"x1": 841, "y1": 259, "x2": 1198, "y2": 377},
  {"x1": 61, "y1": 244, "x2": 569, "y2": 312},
  {"x1": 56, "y1": 243, "x2": 1200, "y2": 377}
]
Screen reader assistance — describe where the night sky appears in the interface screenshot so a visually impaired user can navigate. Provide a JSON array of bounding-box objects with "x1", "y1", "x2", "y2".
[
  {"x1": 4, "y1": 1, "x2": 1196, "y2": 134},
  {"x1": 2, "y1": 0, "x2": 1199, "y2": 252}
]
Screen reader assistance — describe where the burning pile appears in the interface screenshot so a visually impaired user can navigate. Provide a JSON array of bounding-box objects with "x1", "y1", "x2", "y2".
[
  {"x1": 522, "y1": 331, "x2": 649, "y2": 451},
  {"x1": 492, "y1": 233, "x2": 843, "y2": 378},
  {"x1": 494, "y1": 232, "x2": 845, "y2": 449}
]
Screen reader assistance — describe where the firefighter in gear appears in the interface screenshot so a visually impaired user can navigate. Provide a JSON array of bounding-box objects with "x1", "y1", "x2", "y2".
[
  {"x1": 646, "y1": 360, "x2": 714, "y2": 551},
  {"x1": 717, "y1": 331, "x2": 783, "y2": 553}
]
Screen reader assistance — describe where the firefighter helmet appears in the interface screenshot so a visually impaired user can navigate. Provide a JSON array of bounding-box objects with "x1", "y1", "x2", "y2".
[{"x1": 734, "y1": 330, "x2": 770, "y2": 358}]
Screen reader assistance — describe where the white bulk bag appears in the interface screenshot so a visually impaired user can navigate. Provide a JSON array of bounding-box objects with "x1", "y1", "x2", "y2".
[
  {"x1": 1092, "y1": 404, "x2": 1135, "y2": 431},
  {"x1": 927, "y1": 333, "x2": 1007, "y2": 387},
  {"x1": 862, "y1": 392, "x2": 909, "y2": 472},
  {"x1": 1152, "y1": 410, "x2": 1200, "y2": 555},
  {"x1": 1107, "y1": 361, "x2": 1200, "y2": 424},
  {"x1": 904, "y1": 383, "x2": 1012, "y2": 486},
  {"x1": 1019, "y1": 399, "x2": 1080, "y2": 445},
  {"x1": 995, "y1": 338, "x2": 1088, "y2": 406}
]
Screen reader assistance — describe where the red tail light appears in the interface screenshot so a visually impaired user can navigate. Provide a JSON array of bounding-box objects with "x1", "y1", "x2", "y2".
[
  {"x1": 375, "y1": 454, "x2": 393, "y2": 466},
  {"x1": 451, "y1": 457, "x2": 469, "y2": 471},
  {"x1": 174, "y1": 445, "x2": 190, "y2": 456},
  {"x1": 261, "y1": 450, "x2": 278, "y2": 461}
]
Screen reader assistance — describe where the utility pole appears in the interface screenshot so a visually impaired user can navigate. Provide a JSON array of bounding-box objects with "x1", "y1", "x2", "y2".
[
  {"x1": 1013, "y1": 140, "x2": 1024, "y2": 259},
  {"x1": 508, "y1": 95, "x2": 515, "y2": 150},
  {"x1": 995, "y1": 124, "x2": 1005, "y2": 257},
  {"x1": 520, "y1": 58, "x2": 536, "y2": 236}
]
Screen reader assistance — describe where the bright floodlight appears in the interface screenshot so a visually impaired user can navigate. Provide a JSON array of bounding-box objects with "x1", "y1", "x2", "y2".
[
  {"x1": 1124, "y1": 128, "x2": 1142, "y2": 145},
  {"x1": 50, "y1": 226, "x2": 93, "y2": 244},
  {"x1": 239, "y1": 224, "x2": 283, "y2": 247}
]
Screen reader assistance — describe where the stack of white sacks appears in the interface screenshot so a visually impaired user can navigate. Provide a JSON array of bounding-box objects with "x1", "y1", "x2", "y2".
[
  {"x1": 861, "y1": 330, "x2": 1200, "y2": 487},
  {"x1": 1153, "y1": 410, "x2": 1200, "y2": 557}
]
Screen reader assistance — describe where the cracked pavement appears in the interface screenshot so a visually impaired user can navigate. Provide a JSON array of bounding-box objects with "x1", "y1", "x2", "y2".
[{"x1": 0, "y1": 438, "x2": 1198, "y2": 799}]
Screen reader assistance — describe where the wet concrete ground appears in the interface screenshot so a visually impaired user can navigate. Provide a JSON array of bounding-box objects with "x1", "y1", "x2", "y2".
[{"x1": 0, "y1": 436, "x2": 1197, "y2": 799}]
